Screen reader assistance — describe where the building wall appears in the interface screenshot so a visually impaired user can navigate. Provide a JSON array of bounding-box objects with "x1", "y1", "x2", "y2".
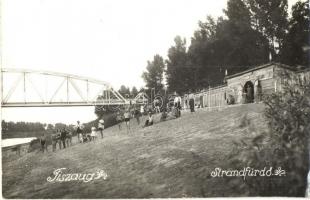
[
  {"x1": 226, "y1": 65, "x2": 275, "y2": 103},
  {"x1": 182, "y1": 64, "x2": 309, "y2": 109},
  {"x1": 183, "y1": 86, "x2": 229, "y2": 108}
]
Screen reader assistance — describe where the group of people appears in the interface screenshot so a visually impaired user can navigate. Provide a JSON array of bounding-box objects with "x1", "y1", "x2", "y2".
[
  {"x1": 39, "y1": 119, "x2": 105, "y2": 153},
  {"x1": 76, "y1": 120, "x2": 105, "y2": 143},
  {"x1": 39, "y1": 128, "x2": 73, "y2": 153},
  {"x1": 38, "y1": 92, "x2": 191, "y2": 153},
  {"x1": 115, "y1": 107, "x2": 143, "y2": 133}
]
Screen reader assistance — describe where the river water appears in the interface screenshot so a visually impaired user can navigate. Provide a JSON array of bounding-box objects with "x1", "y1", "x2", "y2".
[{"x1": 2, "y1": 137, "x2": 37, "y2": 148}]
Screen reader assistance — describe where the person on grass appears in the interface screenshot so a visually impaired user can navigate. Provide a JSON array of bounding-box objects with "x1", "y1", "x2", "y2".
[
  {"x1": 174, "y1": 92, "x2": 182, "y2": 117},
  {"x1": 76, "y1": 121, "x2": 83, "y2": 142},
  {"x1": 60, "y1": 128, "x2": 68, "y2": 148},
  {"x1": 116, "y1": 111, "x2": 123, "y2": 131},
  {"x1": 91, "y1": 127, "x2": 97, "y2": 141},
  {"x1": 124, "y1": 109, "x2": 131, "y2": 133},
  {"x1": 134, "y1": 108, "x2": 141, "y2": 125},
  {"x1": 56, "y1": 129, "x2": 62, "y2": 149},
  {"x1": 40, "y1": 133, "x2": 48, "y2": 153},
  {"x1": 160, "y1": 108, "x2": 167, "y2": 121},
  {"x1": 66, "y1": 131, "x2": 72, "y2": 147},
  {"x1": 98, "y1": 119, "x2": 104, "y2": 139},
  {"x1": 189, "y1": 92, "x2": 195, "y2": 113},
  {"x1": 144, "y1": 112, "x2": 154, "y2": 127},
  {"x1": 51, "y1": 131, "x2": 57, "y2": 152}
]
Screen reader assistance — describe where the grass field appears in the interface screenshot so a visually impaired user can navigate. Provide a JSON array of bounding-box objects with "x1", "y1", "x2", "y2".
[{"x1": 2, "y1": 104, "x2": 267, "y2": 198}]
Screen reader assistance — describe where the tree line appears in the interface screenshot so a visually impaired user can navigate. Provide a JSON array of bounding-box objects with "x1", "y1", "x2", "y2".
[{"x1": 142, "y1": 0, "x2": 309, "y2": 95}]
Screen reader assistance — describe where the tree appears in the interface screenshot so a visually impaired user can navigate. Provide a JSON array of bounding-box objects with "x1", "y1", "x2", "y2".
[
  {"x1": 166, "y1": 36, "x2": 193, "y2": 94},
  {"x1": 246, "y1": 0, "x2": 289, "y2": 60},
  {"x1": 131, "y1": 86, "x2": 138, "y2": 98},
  {"x1": 229, "y1": 72, "x2": 310, "y2": 196},
  {"x1": 220, "y1": 0, "x2": 269, "y2": 67},
  {"x1": 280, "y1": 0, "x2": 309, "y2": 66},
  {"x1": 187, "y1": 0, "x2": 269, "y2": 88},
  {"x1": 142, "y1": 54, "x2": 165, "y2": 93},
  {"x1": 118, "y1": 85, "x2": 130, "y2": 98}
]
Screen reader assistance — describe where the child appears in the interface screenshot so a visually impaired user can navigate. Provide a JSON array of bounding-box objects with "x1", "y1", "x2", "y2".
[
  {"x1": 160, "y1": 109, "x2": 167, "y2": 121},
  {"x1": 91, "y1": 127, "x2": 97, "y2": 141},
  {"x1": 98, "y1": 119, "x2": 104, "y2": 139},
  {"x1": 79, "y1": 132, "x2": 83, "y2": 143}
]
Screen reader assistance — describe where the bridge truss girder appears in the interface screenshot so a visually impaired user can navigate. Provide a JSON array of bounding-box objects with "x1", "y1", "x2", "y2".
[{"x1": 1, "y1": 68, "x2": 129, "y2": 107}]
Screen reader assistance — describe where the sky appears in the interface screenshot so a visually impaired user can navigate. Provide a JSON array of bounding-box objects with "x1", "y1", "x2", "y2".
[{"x1": 1, "y1": 0, "x2": 300, "y2": 124}]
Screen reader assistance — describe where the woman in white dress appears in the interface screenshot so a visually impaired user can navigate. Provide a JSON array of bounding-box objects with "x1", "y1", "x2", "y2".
[{"x1": 90, "y1": 127, "x2": 97, "y2": 141}]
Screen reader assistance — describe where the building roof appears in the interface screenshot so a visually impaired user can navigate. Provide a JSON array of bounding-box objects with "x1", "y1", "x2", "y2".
[{"x1": 225, "y1": 62, "x2": 297, "y2": 80}]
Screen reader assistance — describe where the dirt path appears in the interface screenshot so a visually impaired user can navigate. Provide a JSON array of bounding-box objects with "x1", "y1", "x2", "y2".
[{"x1": 2, "y1": 104, "x2": 266, "y2": 198}]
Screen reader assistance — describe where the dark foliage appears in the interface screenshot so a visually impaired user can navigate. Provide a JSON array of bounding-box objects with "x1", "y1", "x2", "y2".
[{"x1": 228, "y1": 72, "x2": 310, "y2": 196}]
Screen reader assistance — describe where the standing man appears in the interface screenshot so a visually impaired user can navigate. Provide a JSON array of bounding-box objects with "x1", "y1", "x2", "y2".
[
  {"x1": 134, "y1": 108, "x2": 141, "y2": 125},
  {"x1": 76, "y1": 121, "x2": 83, "y2": 143},
  {"x1": 98, "y1": 119, "x2": 104, "y2": 139},
  {"x1": 116, "y1": 111, "x2": 123, "y2": 131},
  {"x1": 56, "y1": 129, "x2": 62, "y2": 149},
  {"x1": 124, "y1": 108, "x2": 131, "y2": 133},
  {"x1": 66, "y1": 131, "x2": 72, "y2": 147},
  {"x1": 40, "y1": 133, "x2": 48, "y2": 153},
  {"x1": 189, "y1": 91, "x2": 195, "y2": 113},
  {"x1": 60, "y1": 128, "x2": 68, "y2": 149},
  {"x1": 174, "y1": 92, "x2": 182, "y2": 117},
  {"x1": 51, "y1": 131, "x2": 57, "y2": 152}
]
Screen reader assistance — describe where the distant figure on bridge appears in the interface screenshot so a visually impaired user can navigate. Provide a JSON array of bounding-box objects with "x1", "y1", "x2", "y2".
[
  {"x1": 98, "y1": 119, "x2": 105, "y2": 138},
  {"x1": 124, "y1": 109, "x2": 131, "y2": 133},
  {"x1": 189, "y1": 92, "x2": 195, "y2": 113},
  {"x1": 116, "y1": 111, "x2": 123, "y2": 131},
  {"x1": 40, "y1": 133, "x2": 48, "y2": 153}
]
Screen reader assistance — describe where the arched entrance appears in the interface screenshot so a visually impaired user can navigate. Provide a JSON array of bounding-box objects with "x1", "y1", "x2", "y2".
[{"x1": 243, "y1": 81, "x2": 254, "y2": 103}]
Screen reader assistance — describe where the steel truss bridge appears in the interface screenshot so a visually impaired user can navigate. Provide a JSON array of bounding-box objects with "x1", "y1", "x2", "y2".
[{"x1": 1, "y1": 68, "x2": 148, "y2": 107}]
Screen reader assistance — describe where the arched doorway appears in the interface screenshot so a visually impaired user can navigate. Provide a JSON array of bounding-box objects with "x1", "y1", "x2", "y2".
[{"x1": 243, "y1": 81, "x2": 254, "y2": 103}]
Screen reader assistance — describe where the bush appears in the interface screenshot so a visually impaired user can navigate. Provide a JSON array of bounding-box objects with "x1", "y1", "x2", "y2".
[{"x1": 228, "y1": 72, "x2": 310, "y2": 196}]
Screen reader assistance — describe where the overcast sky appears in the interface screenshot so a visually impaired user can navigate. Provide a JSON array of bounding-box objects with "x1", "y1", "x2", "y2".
[{"x1": 1, "y1": 0, "x2": 300, "y2": 124}]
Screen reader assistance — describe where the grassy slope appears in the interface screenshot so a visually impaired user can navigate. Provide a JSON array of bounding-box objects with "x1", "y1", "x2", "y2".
[{"x1": 2, "y1": 104, "x2": 266, "y2": 198}]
